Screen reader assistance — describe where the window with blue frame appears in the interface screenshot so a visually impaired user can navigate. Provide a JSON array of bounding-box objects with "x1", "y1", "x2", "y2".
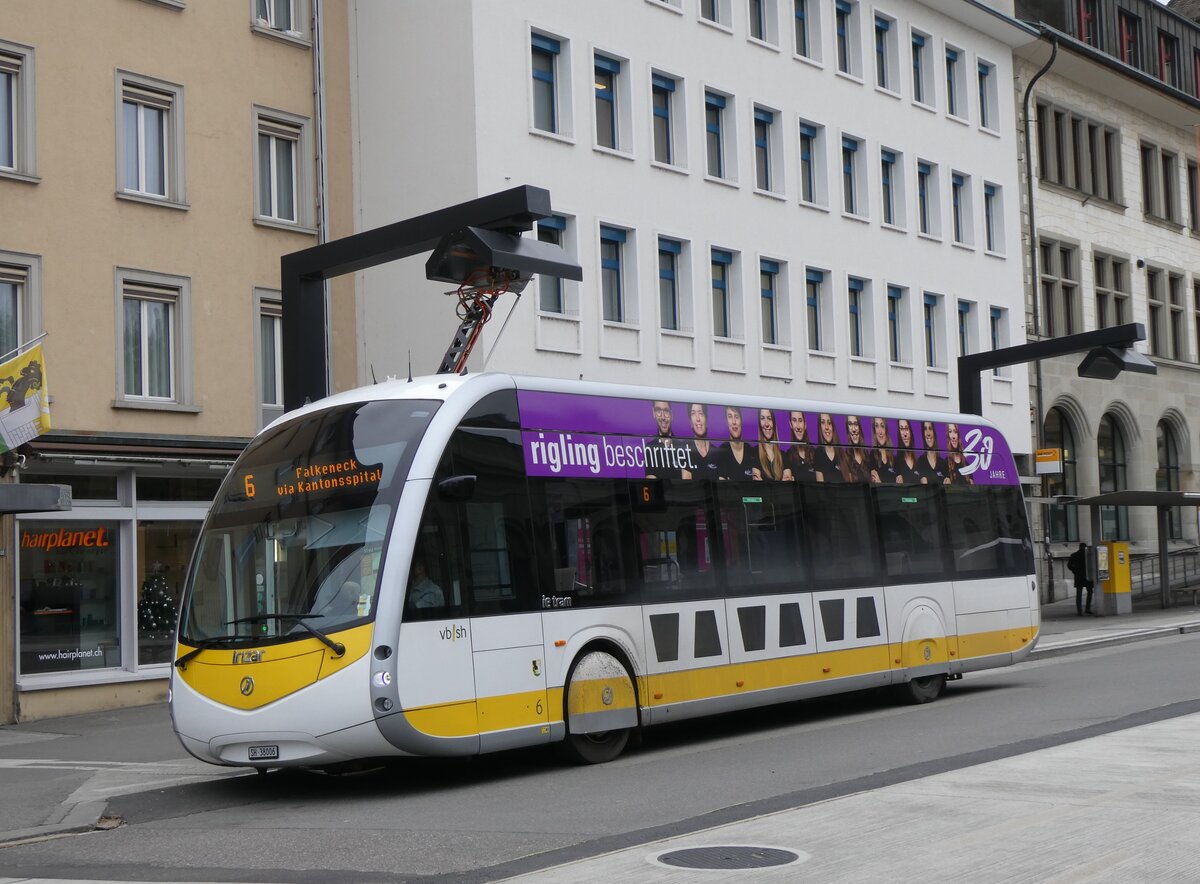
[
  {"x1": 705, "y1": 91, "x2": 726, "y2": 178},
  {"x1": 990, "y1": 306, "x2": 1004, "y2": 374},
  {"x1": 874, "y1": 16, "x2": 889, "y2": 89},
  {"x1": 923, "y1": 292, "x2": 939, "y2": 367},
  {"x1": 951, "y1": 172, "x2": 965, "y2": 242},
  {"x1": 881, "y1": 149, "x2": 896, "y2": 225},
  {"x1": 600, "y1": 225, "x2": 626, "y2": 323},
  {"x1": 978, "y1": 61, "x2": 993, "y2": 129},
  {"x1": 842, "y1": 136, "x2": 859, "y2": 214},
  {"x1": 712, "y1": 249, "x2": 733, "y2": 338},
  {"x1": 887, "y1": 285, "x2": 904, "y2": 362},
  {"x1": 749, "y1": 0, "x2": 766, "y2": 41},
  {"x1": 917, "y1": 161, "x2": 932, "y2": 234},
  {"x1": 911, "y1": 31, "x2": 927, "y2": 104},
  {"x1": 531, "y1": 34, "x2": 560, "y2": 133},
  {"x1": 794, "y1": 0, "x2": 810, "y2": 57},
  {"x1": 984, "y1": 182, "x2": 997, "y2": 251},
  {"x1": 652, "y1": 73, "x2": 675, "y2": 165},
  {"x1": 848, "y1": 277, "x2": 865, "y2": 357},
  {"x1": 537, "y1": 215, "x2": 566, "y2": 313},
  {"x1": 594, "y1": 54, "x2": 620, "y2": 149},
  {"x1": 835, "y1": 0, "x2": 853, "y2": 74},
  {"x1": 760, "y1": 259, "x2": 779, "y2": 344},
  {"x1": 806, "y1": 269, "x2": 824, "y2": 351},
  {"x1": 754, "y1": 107, "x2": 774, "y2": 191},
  {"x1": 945, "y1": 47, "x2": 961, "y2": 117},
  {"x1": 958, "y1": 299, "x2": 972, "y2": 356},
  {"x1": 799, "y1": 122, "x2": 818, "y2": 203},
  {"x1": 659, "y1": 238, "x2": 681, "y2": 331}
]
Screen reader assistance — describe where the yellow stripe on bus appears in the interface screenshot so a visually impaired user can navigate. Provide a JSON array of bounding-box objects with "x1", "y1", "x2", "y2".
[
  {"x1": 174, "y1": 624, "x2": 373, "y2": 710},
  {"x1": 401, "y1": 624, "x2": 1034, "y2": 739}
]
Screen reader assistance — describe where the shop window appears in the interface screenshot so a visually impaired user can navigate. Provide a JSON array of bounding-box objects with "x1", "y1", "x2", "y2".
[
  {"x1": 29, "y1": 473, "x2": 119, "y2": 501},
  {"x1": 136, "y1": 474, "x2": 223, "y2": 501},
  {"x1": 137, "y1": 520, "x2": 200, "y2": 664},
  {"x1": 19, "y1": 520, "x2": 121, "y2": 675}
]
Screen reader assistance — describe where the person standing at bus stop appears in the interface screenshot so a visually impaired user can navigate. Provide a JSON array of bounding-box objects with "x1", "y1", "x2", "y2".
[{"x1": 1068, "y1": 542, "x2": 1094, "y2": 616}]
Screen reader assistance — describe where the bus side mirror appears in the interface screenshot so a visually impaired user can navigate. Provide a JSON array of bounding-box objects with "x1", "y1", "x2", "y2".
[{"x1": 438, "y1": 475, "x2": 477, "y2": 501}]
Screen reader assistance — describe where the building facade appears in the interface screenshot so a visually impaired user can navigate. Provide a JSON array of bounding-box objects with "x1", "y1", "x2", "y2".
[
  {"x1": 1014, "y1": 0, "x2": 1200, "y2": 594},
  {"x1": 348, "y1": 0, "x2": 1033, "y2": 452},
  {"x1": 0, "y1": 0, "x2": 356, "y2": 722}
]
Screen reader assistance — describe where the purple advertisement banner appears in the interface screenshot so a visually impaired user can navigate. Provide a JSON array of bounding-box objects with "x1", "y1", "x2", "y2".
[{"x1": 517, "y1": 391, "x2": 1018, "y2": 486}]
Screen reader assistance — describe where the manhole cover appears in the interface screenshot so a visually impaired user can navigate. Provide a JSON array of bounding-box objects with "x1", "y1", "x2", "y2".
[{"x1": 655, "y1": 845, "x2": 801, "y2": 870}]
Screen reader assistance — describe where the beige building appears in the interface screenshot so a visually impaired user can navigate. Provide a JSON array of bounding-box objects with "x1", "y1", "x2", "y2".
[{"x1": 0, "y1": 0, "x2": 356, "y2": 722}]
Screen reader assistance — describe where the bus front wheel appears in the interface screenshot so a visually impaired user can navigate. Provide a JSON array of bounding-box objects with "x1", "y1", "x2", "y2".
[
  {"x1": 896, "y1": 674, "x2": 946, "y2": 704},
  {"x1": 557, "y1": 649, "x2": 637, "y2": 765}
]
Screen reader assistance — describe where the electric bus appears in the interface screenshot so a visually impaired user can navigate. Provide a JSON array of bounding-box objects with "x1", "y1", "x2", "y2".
[{"x1": 170, "y1": 372, "x2": 1038, "y2": 769}]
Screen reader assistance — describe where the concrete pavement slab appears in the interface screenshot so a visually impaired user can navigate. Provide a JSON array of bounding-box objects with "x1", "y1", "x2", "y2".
[{"x1": 497, "y1": 711, "x2": 1200, "y2": 883}]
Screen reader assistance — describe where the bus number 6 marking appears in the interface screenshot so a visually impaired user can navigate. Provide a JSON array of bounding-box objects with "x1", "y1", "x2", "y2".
[{"x1": 243, "y1": 473, "x2": 256, "y2": 499}]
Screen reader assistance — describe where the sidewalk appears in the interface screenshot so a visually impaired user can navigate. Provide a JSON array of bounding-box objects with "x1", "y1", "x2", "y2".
[{"x1": 0, "y1": 595, "x2": 1198, "y2": 870}]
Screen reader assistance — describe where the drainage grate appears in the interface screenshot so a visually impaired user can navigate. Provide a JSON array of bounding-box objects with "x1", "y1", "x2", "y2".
[{"x1": 656, "y1": 846, "x2": 801, "y2": 870}]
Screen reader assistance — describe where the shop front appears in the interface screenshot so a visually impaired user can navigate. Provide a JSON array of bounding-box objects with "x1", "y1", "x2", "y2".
[{"x1": 9, "y1": 440, "x2": 240, "y2": 721}]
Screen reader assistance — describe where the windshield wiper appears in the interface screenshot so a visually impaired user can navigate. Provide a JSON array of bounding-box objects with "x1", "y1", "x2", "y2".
[
  {"x1": 225, "y1": 614, "x2": 346, "y2": 657},
  {"x1": 174, "y1": 636, "x2": 234, "y2": 669}
]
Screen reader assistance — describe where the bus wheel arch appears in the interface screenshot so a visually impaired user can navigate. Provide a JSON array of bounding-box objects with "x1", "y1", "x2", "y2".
[
  {"x1": 557, "y1": 642, "x2": 639, "y2": 765},
  {"x1": 895, "y1": 601, "x2": 949, "y2": 704}
]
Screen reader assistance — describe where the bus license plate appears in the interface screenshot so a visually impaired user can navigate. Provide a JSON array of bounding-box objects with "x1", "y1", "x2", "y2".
[{"x1": 248, "y1": 745, "x2": 279, "y2": 761}]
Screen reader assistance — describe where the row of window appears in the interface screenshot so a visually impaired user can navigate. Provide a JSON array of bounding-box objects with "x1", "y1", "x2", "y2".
[
  {"x1": 406, "y1": 424, "x2": 1033, "y2": 620},
  {"x1": 637, "y1": 0, "x2": 1000, "y2": 129},
  {"x1": 1036, "y1": 99, "x2": 1200, "y2": 232},
  {"x1": 0, "y1": 34, "x2": 313, "y2": 229},
  {"x1": 1072, "y1": 0, "x2": 1200, "y2": 98},
  {"x1": 1044, "y1": 406, "x2": 1186, "y2": 544},
  {"x1": 0, "y1": 249, "x2": 282, "y2": 427},
  {"x1": 537, "y1": 221, "x2": 1011, "y2": 369},
  {"x1": 1039, "y1": 236, "x2": 1200, "y2": 363},
  {"x1": 531, "y1": 15, "x2": 1000, "y2": 170}
]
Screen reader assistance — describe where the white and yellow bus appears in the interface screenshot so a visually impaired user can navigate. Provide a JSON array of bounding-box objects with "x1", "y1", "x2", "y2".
[{"x1": 170, "y1": 373, "x2": 1038, "y2": 769}]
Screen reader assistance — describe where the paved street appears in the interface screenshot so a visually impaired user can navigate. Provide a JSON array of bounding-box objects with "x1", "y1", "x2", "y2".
[{"x1": 0, "y1": 599, "x2": 1197, "y2": 883}]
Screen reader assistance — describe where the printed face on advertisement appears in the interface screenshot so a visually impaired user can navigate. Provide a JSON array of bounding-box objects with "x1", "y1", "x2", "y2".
[
  {"x1": 846, "y1": 415, "x2": 862, "y2": 445},
  {"x1": 820, "y1": 413, "x2": 834, "y2": 444},
  {"x1": 759, "y1": 409, "x2": 775, "y2": 441},
  {"x1": 947, "y1": 423, "x2": 960, "y2": 450},
  {"x1": 653, "y1": 401, "x2": 672, "y2": 436},
  {"x1": 726, "y1": 407, "x2": 742, "y2": 440},
  {"x1": 923, "y1": 421, "x2": 937, "y2": 448},
  {"x1": 689, "y1": 403, "x2": 707, "y2": 438},
  {"x1": 790, "y1": 411, "x2": 807, "y2": 441},
  {"x1": 873, "y1": 416, "x2": 888, "y2": 446},
  {"x1": 899, "y1": 419, "x2": 912, "y2": 447}
]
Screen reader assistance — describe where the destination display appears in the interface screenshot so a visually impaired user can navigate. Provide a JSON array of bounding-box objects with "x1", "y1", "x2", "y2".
[
  {"x1": 225, "y1": 456, "x2": 384, "y2": 508},
  {"x1": 517, "y1": 391, "x2": 1018, "y2": 486}
]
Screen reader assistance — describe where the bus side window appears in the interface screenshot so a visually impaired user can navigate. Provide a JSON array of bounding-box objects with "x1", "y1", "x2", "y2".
[
  {"x1": 634, "y1": 479, "x2": 715, "y2": 601},
  {"x1": 992, "y1": 486, "x2": 1035, "y2": 575},
  {"x1": 873, "y1": 485, "x2": 948, "y2": 582},
  {"x1": 945, "y1": 485, "x2": 1000, "y2": 575},
  {"x1": 537, "y1": 478, "x2": 638, "y2": 607},
  {"x1": 405, "y1": 451, "x2": 466, "y2": 621},
  {"x1": 800, "y1": 483, "x2": 880, "y2": 588},
  {"x1": 450, "y1": 427, "x2": 543, "y2": 616},
  {"x1": 713, "y1": 481, "x2": 804, "y2": 596}
]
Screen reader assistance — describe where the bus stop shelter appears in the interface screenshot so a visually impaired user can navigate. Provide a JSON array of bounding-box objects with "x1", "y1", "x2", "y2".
[{"x1": 1068, "y1": 490, "x2": 1200, "y2": 610}]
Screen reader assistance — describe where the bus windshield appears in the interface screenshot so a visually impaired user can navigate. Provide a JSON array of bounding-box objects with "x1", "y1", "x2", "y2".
[{"x1": 179, "y1": 399, "x2": 440, "y2": 646}]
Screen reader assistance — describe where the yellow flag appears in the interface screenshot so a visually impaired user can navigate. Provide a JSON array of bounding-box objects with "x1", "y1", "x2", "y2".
[{"x1": 0, "y1": 343, "x2": 50, "y2": 452}]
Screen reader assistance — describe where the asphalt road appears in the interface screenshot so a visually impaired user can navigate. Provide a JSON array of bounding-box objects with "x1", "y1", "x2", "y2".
[{"x1": 3, "y1": 634, "x2": 1200, "y2": 883}]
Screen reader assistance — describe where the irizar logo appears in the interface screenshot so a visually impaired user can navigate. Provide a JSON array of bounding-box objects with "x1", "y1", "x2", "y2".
[{"x1": 232, "y1": 650, "x2": 264, "y2": 664}]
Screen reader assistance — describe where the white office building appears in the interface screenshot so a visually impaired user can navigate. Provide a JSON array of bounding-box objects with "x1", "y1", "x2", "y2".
[{"x1": 347, "y1": 0, "x2": 1032, "y2": 448}]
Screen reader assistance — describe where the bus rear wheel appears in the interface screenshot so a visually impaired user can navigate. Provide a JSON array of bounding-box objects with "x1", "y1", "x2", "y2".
[
  {"x1": 559, "y1": 727, "x2": 630, "y2": 765},
  {"x1": 896, "y1": 674, "x2": 946, "y2": 705}
]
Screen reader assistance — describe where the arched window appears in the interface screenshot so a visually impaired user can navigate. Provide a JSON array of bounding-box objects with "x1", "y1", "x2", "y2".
[
  {"x1": 1043, "y1": 407, "x2": 1078, "y2": 542},
  {"x1": 1157, "y1": 420, "x2": 1182, "y2": 539},
  {"x1": 1097, "y1": 414, "x2": 1128, "y2": 540}
]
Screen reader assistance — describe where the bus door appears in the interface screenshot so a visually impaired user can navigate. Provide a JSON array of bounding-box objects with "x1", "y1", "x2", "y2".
[{"x1": 453, "y1": 427, "x2": 550, "y2": 748}]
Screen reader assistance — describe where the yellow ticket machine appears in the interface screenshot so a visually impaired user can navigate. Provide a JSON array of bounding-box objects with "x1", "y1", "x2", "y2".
[{"x1": 1100, "y1": 541, "x2": 1131, "y2": 615}]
